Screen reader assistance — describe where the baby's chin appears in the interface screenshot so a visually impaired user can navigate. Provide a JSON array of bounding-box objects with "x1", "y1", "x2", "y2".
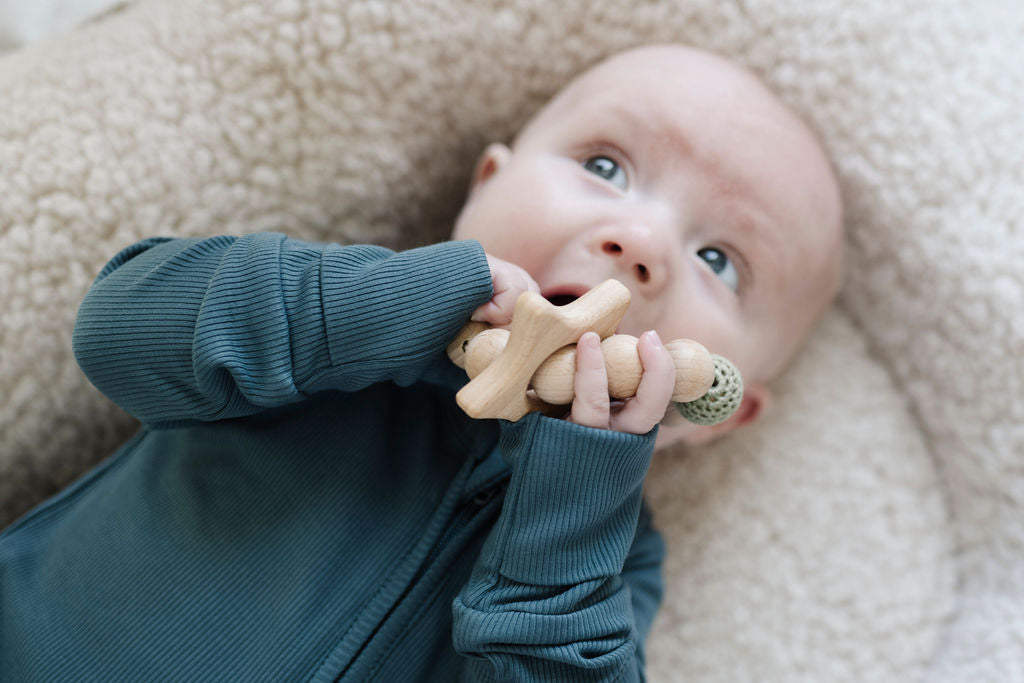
[
  {"x1": 654, "y1": 409, "x2": 699, "y2": 449},
  {"x1": 654, "y1": 425, "x2": 692, "y2": 451}
]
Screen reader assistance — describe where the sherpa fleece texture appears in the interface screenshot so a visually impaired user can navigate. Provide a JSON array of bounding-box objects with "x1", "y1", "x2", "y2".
[{"x1": 0, "y1": 1, "x2": 1021, "y2": 681}]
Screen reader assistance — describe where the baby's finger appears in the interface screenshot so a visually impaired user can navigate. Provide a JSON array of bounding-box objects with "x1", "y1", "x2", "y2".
[
  {"x1": 471, "y1": 284, "x2": 521, "y2": 325},
  {"x1": 609, "y1": 331, "x2": 675, "y2": 435},
  {"x1": 569, "y1": 332, "x2": 610, "y2": 429},
  {"x1": 470, "y1": 300, "x2": 511, "y2": 326},
  {"x1": 471, "y1": 255, "x2": 540, "y2": 326}
]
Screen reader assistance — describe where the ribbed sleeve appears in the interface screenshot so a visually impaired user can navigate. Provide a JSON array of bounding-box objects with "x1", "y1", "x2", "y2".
[
  {"x1": 71, "y1": 233, "x2": 492, "y2": 424},
  {"x1": 316, "y1": 241, "x2": 495, "y2": 390},
  {"x1": 452, "y1": 413, "x2": 661, "y2": 682}
]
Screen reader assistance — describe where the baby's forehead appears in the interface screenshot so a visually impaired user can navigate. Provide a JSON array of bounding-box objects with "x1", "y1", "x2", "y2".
[
  {"x1": 526, "y1": 50, "x2": 800, "y2": 151},
  {"x1": 558, "y1": 47, "x2": 765, "y2": 102}
]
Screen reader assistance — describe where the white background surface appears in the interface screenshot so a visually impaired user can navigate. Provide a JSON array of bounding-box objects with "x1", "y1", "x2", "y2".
[{"x1": 0, "y1": 0, "x2": 125, "y2": 52}]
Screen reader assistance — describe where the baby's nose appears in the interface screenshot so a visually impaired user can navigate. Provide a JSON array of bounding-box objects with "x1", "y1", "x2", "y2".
[{"x1": 597, "y1": 224, "x2": 669, "y2": 293}]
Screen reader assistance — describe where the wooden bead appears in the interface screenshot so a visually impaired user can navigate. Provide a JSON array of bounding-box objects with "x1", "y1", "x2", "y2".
[
  {"x1": 667, "y1": 339, "x2": 715, "y2": 402},
  {"x1": 464, "y1": 328, "x2": 510, "y2": 379},
  {"x1": 446, "y1": 321, "x2": 489, "y2": 369},
  {"x1": 602, "y1": 334, "x2": 641, "y2": 399},
  {"x1": 530, "y1": 346, "x2": 577, "y2": 404}
]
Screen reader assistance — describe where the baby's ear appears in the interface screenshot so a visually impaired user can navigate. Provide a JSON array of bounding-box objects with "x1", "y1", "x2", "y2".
[
  {"x1": 468, "y1": 143, "x2": 512, "y2": 194},
  {"x1": 683, "y1": 382, "x2": 771, "y2": 445}
]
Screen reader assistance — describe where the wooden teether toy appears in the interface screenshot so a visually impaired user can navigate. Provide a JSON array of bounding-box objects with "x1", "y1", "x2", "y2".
[{"x1": 447, "y1": 279, "x2": 743, "y2": 425}]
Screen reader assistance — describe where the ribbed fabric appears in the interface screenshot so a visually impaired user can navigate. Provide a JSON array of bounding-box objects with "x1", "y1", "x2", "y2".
[
  {"x1": 453, "y1": 415, "x2": 662, "y2": 683},
  {"x1": 71, "y1": 233, "x2": 492, "y2": 424},
  {"x1": 1, "y1": 234, "x2": 664, "y2": 682}
]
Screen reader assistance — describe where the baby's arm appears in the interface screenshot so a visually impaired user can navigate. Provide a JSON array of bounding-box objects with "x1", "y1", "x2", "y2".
[
  {"x1": 72, "y1": 233, "x2": 493, "y2": 425},
  {"x1": 452, "y1": 414, "x2": 663, "y2": 681},
  {"x1": 452, "y1": 336, "x2": 673, "y2": 680}
]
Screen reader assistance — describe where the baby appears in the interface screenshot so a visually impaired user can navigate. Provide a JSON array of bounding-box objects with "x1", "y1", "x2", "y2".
[{"x1": 0, "y1": 45, "x2": 841, "y2": 681}]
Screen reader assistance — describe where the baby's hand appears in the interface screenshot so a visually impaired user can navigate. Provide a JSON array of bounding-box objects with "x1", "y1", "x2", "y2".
[
  {"x1": 570, "y1": 331, "x2": 675, "y2": 435},
  {"x1": 471, "y1": 253, "x2": 540, "y2": 327}
]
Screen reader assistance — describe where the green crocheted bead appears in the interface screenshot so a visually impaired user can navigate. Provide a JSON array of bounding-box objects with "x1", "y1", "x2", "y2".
[{"x1": 675, "y1": 355, "x2": 743, "y2": 426}]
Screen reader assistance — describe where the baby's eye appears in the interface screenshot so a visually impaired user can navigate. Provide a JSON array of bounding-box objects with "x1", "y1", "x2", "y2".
[
  {"x1": 697, "y1": 247, "x2": 739, "y2": 292},
  {"x1": 582, "y1": 155, "x2": 628, "y2": 190}
]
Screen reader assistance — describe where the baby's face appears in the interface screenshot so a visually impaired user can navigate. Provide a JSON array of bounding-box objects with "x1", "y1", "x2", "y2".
[{"x1": 453, "y1": 46, "x2": 842, "y2": 444}]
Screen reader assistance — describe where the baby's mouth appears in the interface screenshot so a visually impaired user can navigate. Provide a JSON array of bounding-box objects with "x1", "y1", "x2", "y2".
[
  {"x1": 542, "y1": 284, "x2": 589, "y2": 307},
  {"x1": 545, "y1": 293, "x2": 579, "y2": 307}
]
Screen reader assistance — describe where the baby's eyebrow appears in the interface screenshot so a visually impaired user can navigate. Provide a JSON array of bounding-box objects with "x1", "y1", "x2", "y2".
[
  {"x1": 727, "y1": 205, "x2": 789, "y2": 289},
  {"x1": 597, "y1": 102, "x2": 696, "y2": 159}
]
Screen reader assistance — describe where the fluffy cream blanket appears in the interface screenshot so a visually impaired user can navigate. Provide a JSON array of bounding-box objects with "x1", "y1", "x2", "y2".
[{"x1": 1, "y1": 0, "x2": 1021, "y2": 680}]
